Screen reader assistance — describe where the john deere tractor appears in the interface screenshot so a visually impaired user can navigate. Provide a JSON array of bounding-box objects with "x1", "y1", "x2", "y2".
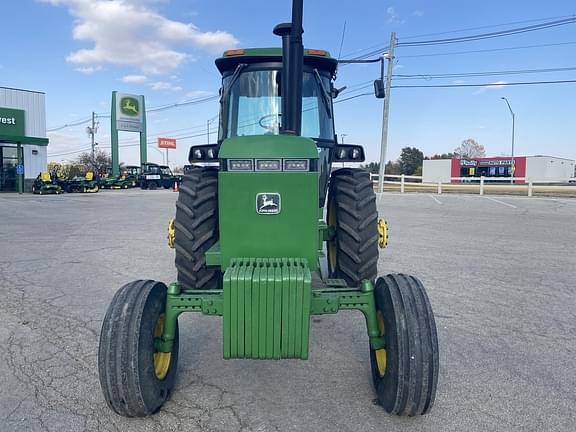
[{"x1": 98, "y1": 0, "x2": 438, "y2": 418}]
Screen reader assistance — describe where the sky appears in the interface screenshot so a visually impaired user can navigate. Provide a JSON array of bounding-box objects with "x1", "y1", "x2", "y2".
[{"x1": 1, "y1": 0, "x2": 575, "y2": 167}]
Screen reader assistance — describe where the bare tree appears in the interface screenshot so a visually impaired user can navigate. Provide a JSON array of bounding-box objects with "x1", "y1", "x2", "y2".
[{"x1": 454, "y1": 139, "x2": 486, "y2": 158}]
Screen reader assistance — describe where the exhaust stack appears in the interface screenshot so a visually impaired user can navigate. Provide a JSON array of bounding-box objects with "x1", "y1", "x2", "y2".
[{"x1": 273, "y1": 0, "x2": 304, "y2": 136}]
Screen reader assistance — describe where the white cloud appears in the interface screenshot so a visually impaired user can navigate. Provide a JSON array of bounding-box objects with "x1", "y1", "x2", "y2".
[
  {"x1": 150, "y1": 81, "x2": 183, "y2": 92},
  {"x1": 413, "y1": 10, "x2": 424, "y2": 17},
  {"x1": 474, "y1": 80, "x2": 507, "y2": 94},
  {"x1": 122, "y1": 75, "x2": 148, "y2": 84},
  {"x1": 41, "y1": 0, "x2": 238, "y2": 75},
  {"x1": 386, "y1": 7, "x2": 405, "y2": 24},
  {"x1": 74, "y1": 65, "x2": 102, "y2": 74}
]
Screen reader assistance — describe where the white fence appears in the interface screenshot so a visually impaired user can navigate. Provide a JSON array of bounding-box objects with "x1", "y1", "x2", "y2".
[{"x1": 370, "y1": 174, "x2": 576, "y2": 197}]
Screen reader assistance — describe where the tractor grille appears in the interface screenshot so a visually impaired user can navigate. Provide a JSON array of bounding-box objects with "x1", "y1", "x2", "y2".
[{"x1": 223, "y1": 258, "x2": 312, "y2": 359}]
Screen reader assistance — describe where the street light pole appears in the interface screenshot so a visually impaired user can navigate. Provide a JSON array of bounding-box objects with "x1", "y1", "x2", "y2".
[{"x1": 500, "y1": 97, "x2": 515, "y2": 184}]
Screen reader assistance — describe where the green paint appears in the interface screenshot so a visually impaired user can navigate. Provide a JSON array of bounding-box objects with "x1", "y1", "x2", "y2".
[
  {"x1": 0, "y1": 135, "x2": 48, "y2": 146},
  {"x1": 110, "y1": 92, "x2": 119, "y2": 176},
  {"x1": 218, "y1": 135, "x2": 318, "y2": 159},
  {"x1": 0, "y1": 108, "x2": 25, "y2": 137},
  {"x1": 223, "y1": 258, "x2": 312, "y2": 359},
  {"x1": 139, "y1": 96, "x2": 147, "y2": 165}
]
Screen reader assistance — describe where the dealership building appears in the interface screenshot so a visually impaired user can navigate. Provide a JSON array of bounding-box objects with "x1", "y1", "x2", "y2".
[
  {"x1": 423, "y1": 155, "x2": 575, "y2": 184},
  {"x1": 0, "y1": 87, "x2": 49, "y2": 193}
]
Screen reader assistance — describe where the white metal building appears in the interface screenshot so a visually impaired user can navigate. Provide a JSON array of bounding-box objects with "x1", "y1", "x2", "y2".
[
  {"x1": 0, "y1": 87, "x2": 48, "y2": 193},
  {"x1": 423, "y1": 155, "x2": 575, "y2": 184}
]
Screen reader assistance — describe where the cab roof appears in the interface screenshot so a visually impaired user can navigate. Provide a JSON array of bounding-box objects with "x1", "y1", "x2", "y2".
[{"x1": 215, "y1": 48, "x2": 338, "y2": 76}]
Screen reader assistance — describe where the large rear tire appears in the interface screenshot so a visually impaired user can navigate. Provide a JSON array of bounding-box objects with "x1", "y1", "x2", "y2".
[
  {"x1": 174, "y1": 167, "x2": 221, "y2": 290},
  {"x1": 370, "y1": 274, "x2": 439, "y2": 416},
  {"x1": 327, "y1": 168, "x2": 379, "y2": 286},
  {"x1": 98, "y1": 280, "x2": 179, "y2": 417}
]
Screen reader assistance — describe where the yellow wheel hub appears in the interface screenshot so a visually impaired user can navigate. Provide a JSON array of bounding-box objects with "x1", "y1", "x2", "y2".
[
  {"x1": 375, "y1": 311, "x2": 387, "y2": 377},
  {"x1": 167, "y1": 218, "x2": 176, "y2": 249},
  {"x1": 327, "y1": 200, "x2": 337, "y2": 272},
  {"x1": 377, "y1": 218, "x2": 389, "y2": 249},
  {"x1": 153, "y1": 314, "x2": 171, "y2": 380}
]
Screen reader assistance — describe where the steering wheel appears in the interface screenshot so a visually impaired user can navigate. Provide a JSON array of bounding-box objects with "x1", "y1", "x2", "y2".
[{"x1": 258, "y1": 113, "x2": 282, "y2": 133}]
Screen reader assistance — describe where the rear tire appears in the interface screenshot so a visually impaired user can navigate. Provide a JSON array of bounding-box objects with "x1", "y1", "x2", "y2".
[
  {"x1": 98, "y1": 280, "x2": 179, "y2": 417},
  {"x1": 370, "y1": 274, "x2": 439, "y2": 416},
  {"x1": 174, "y1": 167, "x2": 220, "y2": 290},
  {"x1": 327, "y1": 168, "x2": 379, "y2": 286}
]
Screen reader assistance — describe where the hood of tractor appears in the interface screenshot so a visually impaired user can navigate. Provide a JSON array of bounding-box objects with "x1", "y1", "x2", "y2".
[{"x1": 217, "y1": 135, "x2": 319, "y2": 270}]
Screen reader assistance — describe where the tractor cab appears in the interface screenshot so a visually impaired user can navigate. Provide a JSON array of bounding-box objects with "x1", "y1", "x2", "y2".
[{"x1": 215, "y1": 48, "x2": 337, "y2": 144}]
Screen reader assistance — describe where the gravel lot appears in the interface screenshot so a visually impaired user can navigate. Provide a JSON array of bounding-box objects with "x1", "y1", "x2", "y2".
[{"x1": 0, "y1": 190, "x2": 574, "y2": 432}]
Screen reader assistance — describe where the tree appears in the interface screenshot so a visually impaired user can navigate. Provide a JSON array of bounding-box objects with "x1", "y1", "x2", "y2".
[
  {"x1": 399, "y1": 147, "x2": 424, "y2": 175},
  {"x1": 361, "y1": 161, "x2": 380, "y2": 174},
  {"x1": 77, "y1": 150, "x2": 112, "y2": 176},
  {"x1": 385, "y1": 160, "x2": 401, "y2": 175},
  {"x1": 427, "y1": 152, "x2": 456, "y2": 160},
  {"x1": 454, "y1": 139, "x2": 486, "y2": 158}
]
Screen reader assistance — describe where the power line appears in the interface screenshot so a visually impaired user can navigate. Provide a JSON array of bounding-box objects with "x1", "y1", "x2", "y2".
[
  {"x1": 397, "y1": 41, "x2": 576, "y2": 59},
  {"x1": 47, "y1": 117, "x2": 91, "y2": 132},
  {"x1": 391, "y1": 79, "x2": 576, "y2": 88},
  {"x1": 393, "y1": 66, "x2": 576, "y2": 80},
  {"x1": 397, "y1": 17, "x2": 576, "y2": 47},
  {"x1": 399, "y1": 14, "x2": 576, "y2": 41}
]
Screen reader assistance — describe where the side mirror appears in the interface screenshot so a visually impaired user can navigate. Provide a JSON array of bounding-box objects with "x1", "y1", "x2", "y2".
[
  {"x1": 374, "y1": 79, "x2": 385, "y2": 99},
  {"x1": 331, "y1": 85, "x2": 347, "y2": 99}
]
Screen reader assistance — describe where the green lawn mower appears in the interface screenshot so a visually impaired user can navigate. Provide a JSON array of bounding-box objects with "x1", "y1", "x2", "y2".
[
  {"x1": 98, "y1": 0, "x2": 438, "y2": 418},
  {"x1": 32, "y1": 172, "x2": 62, "y2": 195},
  {"x1": 65, "y1": 171, "x2": 99, "y2": 193}
]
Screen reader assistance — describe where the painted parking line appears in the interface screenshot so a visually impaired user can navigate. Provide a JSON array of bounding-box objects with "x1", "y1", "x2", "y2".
[
  {"x1": 483, "y1": 196, "x2": 517, "y2": 209},
  {"x1": 428, "y1": 194, "x2": 442, "y2": 204}
]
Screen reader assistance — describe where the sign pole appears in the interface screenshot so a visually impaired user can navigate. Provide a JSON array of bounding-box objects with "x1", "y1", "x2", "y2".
[
  {"x1": 140, "y1": 96, "x2": 147, "y2": 166},
  {"x1": 111, "y1": 91, "x2": 120, "y2": 176}
]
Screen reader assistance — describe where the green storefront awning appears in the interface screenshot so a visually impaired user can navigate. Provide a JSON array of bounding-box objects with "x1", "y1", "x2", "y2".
[{"x1": 0, "y1": 134, "x2": 49, "y2": 146}]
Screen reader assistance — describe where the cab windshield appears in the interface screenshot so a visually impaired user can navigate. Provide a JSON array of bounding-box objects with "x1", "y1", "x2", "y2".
[{"x1": 219, "y1": 69, "x2": 334, "y2": 141}]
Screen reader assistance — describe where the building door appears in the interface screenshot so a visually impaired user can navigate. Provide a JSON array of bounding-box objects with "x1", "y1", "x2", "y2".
[{"x1": 0, "y1": 145, "x2": 18, "y2": 192}]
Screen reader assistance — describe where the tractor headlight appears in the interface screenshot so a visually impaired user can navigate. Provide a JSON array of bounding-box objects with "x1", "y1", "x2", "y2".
[
  {"x1": 283, "y1": 159, "x2": 309, "y2": 171},
  {"x1": 256, "y1": 159, "x2": 282, "y2": 171},
  {"x1": 228, "y1": 159, "x2": 254, "y2": 171},
  {"x1": 349, "y1": 148, "x2": 361, "y2": 160},
  {"x1": 193, "y1": 148, "x2": 204, "y2": 160},
  {"x1": 207, "y1": 148, "x2": 217, "y2": 159},
  {"x1": 335, "y1": 148, "x2": 347, "y2": 159}
]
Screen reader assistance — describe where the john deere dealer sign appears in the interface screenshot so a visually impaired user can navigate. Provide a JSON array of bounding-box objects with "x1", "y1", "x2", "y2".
[
  {"x1": 115, "y1": 93, "x2": 144, "y2": 132},
  {"x1": 0, "y1": 108, "x2": 25, "y2": 137}
]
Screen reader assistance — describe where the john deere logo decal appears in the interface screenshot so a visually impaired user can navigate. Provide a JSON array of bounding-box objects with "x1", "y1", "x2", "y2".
[
  {"x1": 120, "y1": 97, "x2": 140, "y2": 116},
  {"x1": 256, "y1": 193, "x2": 281, "y2": 215}
]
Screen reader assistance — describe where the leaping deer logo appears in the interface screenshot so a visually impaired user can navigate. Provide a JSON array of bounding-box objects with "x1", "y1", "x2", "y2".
[
  {"x1": 121, "y1": 97, "x2": 139, "y2": 116},
  {"x1": 257, "y1": 193, "x2": 280, "y2": 214}
]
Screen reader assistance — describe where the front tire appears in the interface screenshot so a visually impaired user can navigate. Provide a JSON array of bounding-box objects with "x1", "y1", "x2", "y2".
[
  {"x1": 98, "y1": 280, "x2": 179, "y2": 417},
  {"x1": 327, "y1": 168, "x2": 379, "y2": 286},
  {"x1": 174, "y1": 167, "x2": 220, "y2": 290},
  {"x1": 370, "y1": 274, "x2": 439, "y2": 416}
]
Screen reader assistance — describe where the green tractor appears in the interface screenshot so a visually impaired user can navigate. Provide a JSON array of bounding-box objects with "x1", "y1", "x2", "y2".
[{"x1": 98, "y1": 0, "x2": 438, "y2": 418}]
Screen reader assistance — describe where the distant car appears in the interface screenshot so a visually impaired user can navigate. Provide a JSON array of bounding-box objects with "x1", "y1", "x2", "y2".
[{"x1": 139, "y1": 163, "x2": 178, "y2": 189}]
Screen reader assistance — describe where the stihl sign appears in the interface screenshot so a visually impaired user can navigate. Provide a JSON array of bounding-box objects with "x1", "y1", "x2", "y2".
[{"x1": 158, "y1": 137, "x2": 176, "y2": 149}]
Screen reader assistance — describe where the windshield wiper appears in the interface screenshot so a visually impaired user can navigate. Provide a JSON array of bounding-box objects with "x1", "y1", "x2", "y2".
[
  {"x1": 221, "y1": 64, "x2": 247, "y2": 104},
  {"x1": 313, "y1": 68, "x2": 332, "y2": 119}
]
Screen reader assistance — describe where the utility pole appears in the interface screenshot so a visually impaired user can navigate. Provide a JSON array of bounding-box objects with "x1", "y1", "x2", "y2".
[
  {"x1": 500, "y1": 97, "x2": 515, "y2": 184},
  {"x1": 377, "y1": 32, "x2": 396, "y2": 193},
  {"x1": 207, "y1": 119, "x2": 210, "y2": 144},
  {"x1": 86, "y1": 111, "x2": 99, "y2": 168}
]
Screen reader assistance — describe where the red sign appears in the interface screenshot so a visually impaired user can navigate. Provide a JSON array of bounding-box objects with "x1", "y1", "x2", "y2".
[{"x1": 158, "y1": 137, "x2": 176, "y2": 149}]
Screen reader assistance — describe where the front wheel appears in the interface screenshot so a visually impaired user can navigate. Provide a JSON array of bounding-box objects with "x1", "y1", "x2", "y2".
[
  {"x1": 370, "y1": 273, "x2": 439, "y2": 416},
  {"x1": 98, "y1": 280, "x2": 179, "y2": 417}
]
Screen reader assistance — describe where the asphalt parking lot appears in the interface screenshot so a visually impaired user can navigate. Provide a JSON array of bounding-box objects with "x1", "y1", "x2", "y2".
[{"x1": 0, "y1": 190, "x2": 575, "y2": 432}]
